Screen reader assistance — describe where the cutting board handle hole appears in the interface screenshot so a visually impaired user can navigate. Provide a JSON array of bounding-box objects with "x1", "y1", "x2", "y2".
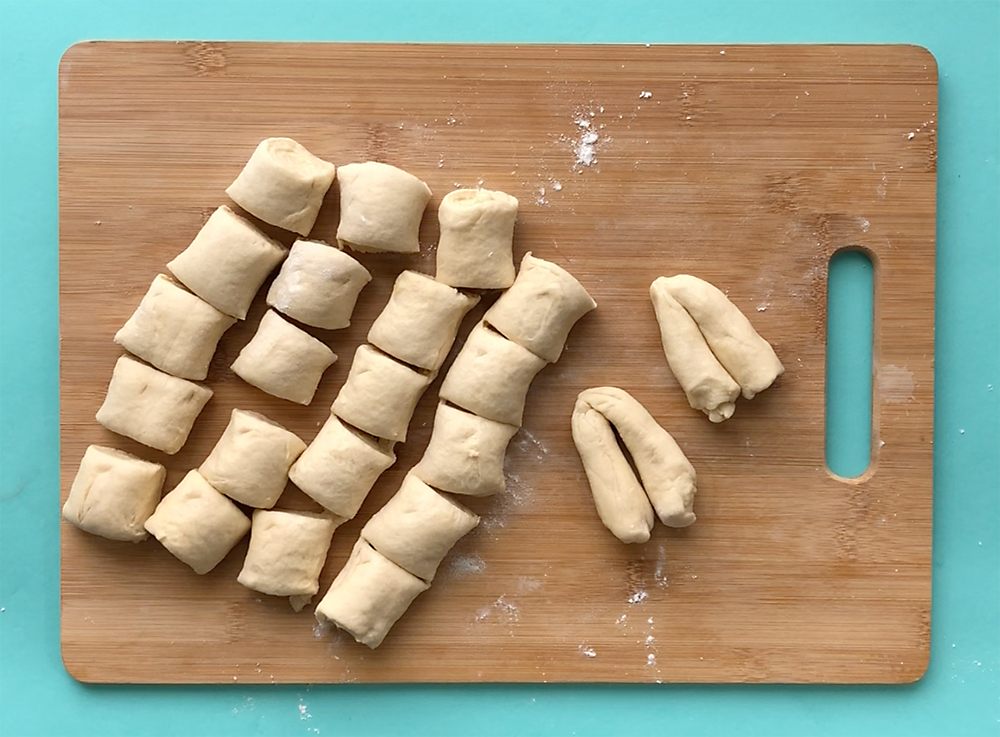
[{"x1": 825, "y1": 248, "x2": 875, "y2": 479}]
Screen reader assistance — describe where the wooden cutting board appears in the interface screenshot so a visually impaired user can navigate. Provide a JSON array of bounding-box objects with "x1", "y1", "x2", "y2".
[{"x1": 59, "y1": 42, "x2": 936, "y2": 684}]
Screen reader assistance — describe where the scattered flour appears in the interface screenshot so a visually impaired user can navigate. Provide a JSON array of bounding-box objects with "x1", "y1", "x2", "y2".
[
  {"x1": 564, "y1": 106, "x2": 609, "y2": 170},
  {"x1": 579, "y1": 645, "x2": 597, "y2": 658},
  {"x1": 475, "y1": 595, "x2": 520, "y2": 623},
  {"x1": 616, "y1": 614, "x2": 628, "y2": 625},
  {"x1": 298, "y1": 700, "x2": 311, "y2": 720},
  {"x1": 627, "y1": 590, "x2": 648, "y2": 605},
  {"x1": 313, "y1": 621, "x2": 331, "y2": 640},
  {"x1": 449, "y1": 553, "x2": 487, "y2": 577},
  {"x1": 639, "y1": 90, "x2": 652, "y2": 99},
  {"x1": 647, "y1": 653, "x2": 657, "y2": 666},
  {"x1": 516, "y1": 576, "x2": 542, "y2": 593}
]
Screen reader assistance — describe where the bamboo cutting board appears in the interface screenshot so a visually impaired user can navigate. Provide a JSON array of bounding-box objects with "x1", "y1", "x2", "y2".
[{"x1": 59, "y1": 42, "x2": 936, "y2": 684}]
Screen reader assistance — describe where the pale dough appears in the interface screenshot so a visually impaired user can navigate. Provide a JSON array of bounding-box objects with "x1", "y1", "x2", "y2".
[
  {"x1": 166, "y1": 206, "x2": 287, "y2": 320},
  {"x1": 436, "y1": 188, "x2": 519, "y2": 289},
  {"x1": 438, "y1": 321, "x2": 546, "y2": 427},
  {"x1": 199, "y1": 409, "x2": 307, "y2": 509},
  {"x1": 649, "y1": 279, "x2": 740, "y2": 422},
  {"x1": 288, "y1": 414, "x2": 396, "y2": 519},
  {"x1": 659, "y1": 275, "x2": 784, "y2": 399},
  {"x1": 266, "y1": 239, "x2": 372, "y2": 329},
  {"x1": 226, "y1": 137, "x2": 337, "y2": 236},
  {"x1": 237, "y1": 509, "x2": 342, "y2": 609},
  {"x1": 575, "y1": 387, "x2": 697, "y2": 528},
  {"x1": 411, "y1": 402, "x2": 518, "y2": 497},
  {"x1": 331, "y1": 345, "x2": 432, "y2": 442},
  {"x1": 361, "y1": 473, "x2": 480, "y2": 582},
  {"x1": 336, "y1": 162, "x2": 432, "y2": 254},
  {"x1": 483, "y1": 252, "x2": 597, "y2": 363},
  {"x1": 96, "y1": 356, "x2": 213, "y2": 455},
  {"x1": 231, "y1": 310, "x2": 337, "y2": 405},
  {"x1": 314, "y1": 538, "x2": 430, "y2": 649},
  {"x1": 115, "y1": 274, "x2": 237, "y2": 381},
  {"x1": 62, "y1": 445, "x2": 166, "y2": 542},
  {"x1": 144, "y1": 470, "x2": 251, "y2": 574},
  {"x1": 367, "y1": 270, "x2": 479, "y2": 371}
]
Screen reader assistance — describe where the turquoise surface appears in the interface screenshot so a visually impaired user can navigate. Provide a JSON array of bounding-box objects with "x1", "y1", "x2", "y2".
[{"x1": 1, "y1": 1, "x2": 997, "y2": 734}]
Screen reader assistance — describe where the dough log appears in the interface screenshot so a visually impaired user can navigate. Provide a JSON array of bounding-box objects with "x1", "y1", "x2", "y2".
[
  {"x1": 436, "y1": 188, "x2": 519, "y2": 289},
  {"x1": 336, "y1": 162, "x2": 432, "y2": 254}
]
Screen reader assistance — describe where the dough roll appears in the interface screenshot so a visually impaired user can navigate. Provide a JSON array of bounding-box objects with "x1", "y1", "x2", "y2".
[
  {"x1": 436, "y1": 188, "x2": 519, "y2": 289},
  {"x1": 336, "y1": 162, "x2": 432, "y2": 254}
]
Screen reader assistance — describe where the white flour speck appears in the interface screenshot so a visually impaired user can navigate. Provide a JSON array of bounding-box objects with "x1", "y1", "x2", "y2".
[
  {"x1": 860, "y1": 219, "x2": 870, "y2": 232},
  {"x1": 907, "y1": 132, "x2": 915, "y2": 140},
  {"x1": 647, "y1": 653, "x2": 657, "y2": 666},
  {"x1": 552, "y1": 181, "x2": 562, "y2": 191},
  {"x1": 579, "y1": 645, "x2": 597, "y2": 658},
  {"x1": 646, "y1": 635, "x2": 655, "y2": 645},
  {"x1": 647, "y1": 617, "x2": 653, "y2": 625},
  {"x1": 616, "y1": 614, "x2": 627, "y2": 625},
  {"x1": 475, "y1": 595, "x2": 520, "y2": 623},
  {"x1": 449, "y1": 553, "x2": 487, "y2": 577},
  {"x1": 628, "y1": 590, "x2": 648, "y2": 605},
  {"x1": 757, "y1": 304, "x2": 768, "y2": 312},
  {"x1": 298, "y1": 701, "x2": 311, "y2": 720},
  {"x1": 720, "y1": 49, "x2": 726, "y2": 55},
  {"x1": 639, "y1": 90, "x2": 652, "y2": 99},
  {"x1": 516, "y1": 576, "x2": 542, "y2": 593}
]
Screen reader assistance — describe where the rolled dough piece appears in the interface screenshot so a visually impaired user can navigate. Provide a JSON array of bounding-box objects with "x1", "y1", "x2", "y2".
[
  {"x1": 144, "y1": 470, "x2": 251, "y2": 574},
  {"x1": 96, "y1": 356, "x2": 213, "y2": 455},
  {"x1": 336, "y1": 162, "x2": 432, "y2": 254},
  {"x1": 266, "y1": 239, "x2": 372, "y2": 329},
  {"x1": 436, "y1": 188, "x2": 519, "y2": 289},
  {"x1": 649, "y1": 279, "x2": 740, "y2": 423},
  {"x1": 367, "y1": 270, "x2": 479, "y2": 371},
  {"x1": 62, "y1": 445, "x2": 166, "y2": 542},
  {"x1": 483, "y1": 252, "x2": 597, "y2": 362},
  {"x1": 237, "y1": 509, "x2": 341, "y2": 608},
  {"x1": 361, "y1": 473, "x2": 480, "y2": 582},
  {"x1": 571, "y1": 400, "x2": 655, "y2": 544},
  {"x1": 659, "y1": 275, "x2": 784, "y2": 399},
  {"x1": 114, "y1": 274, "x2": 237, "y2": 381},
  {"x1": 331, "y1": 345, "x2": 432, "y2": 442},
  {"x1": 289, "y1": 414, "x2": 396, "y2": 519},
  {"x1": 166, "y1": 206, "x2": 287, "y2": 320},
  {"x1": 199, "y1": 409, "x2": 306, "y2": 509},
  {"x1": 226, "y1": 137, "x2": 337, "y2": 236},
  {"x1": 315, "y1": 538, "x2": 430, "y2": 649},
  {"x1": 577, "y1": 387, "x2": 697, "y2": 528},
  {"x1": 231, "y1": 310, "x2": 337, "y2": 405},
  {"x1": 412, "y1": 402, "x2": 518, "y2": 497},
  {"x1": 438, "y1": 322, "x2": 546, "y2": 427}
]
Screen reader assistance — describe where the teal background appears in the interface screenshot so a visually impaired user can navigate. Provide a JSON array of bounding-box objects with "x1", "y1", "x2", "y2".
[{"x1": 1, "y1": 0, "x2": 997, "y2": 735}]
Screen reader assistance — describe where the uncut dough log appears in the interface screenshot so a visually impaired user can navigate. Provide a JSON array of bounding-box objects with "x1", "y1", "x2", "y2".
[
  {"x1": 331, "y1": 345, "x2": 433, "y2": 442},
  {"x1": 436, "y1": 188, "x2": 519, "y2": 289},
  {"x1": 576, "y1": 387, "x2": 697, "y2": 528},
  {"x1": 238, "y1": 509, "x2": 341, "y2": 609},
  {"x1": 658, "y1": 275, "x2": 784, "y2": 399},
  {"x1": 199, "y1": 409, "x2": 306, "y2": 509},
  {"x1": 266, "y1": 239, "x2": 372, "y2": 329},
  {"x1": 336, "y1": 162, "x2": 432, "y2": 254},
  {"x1": 144, "y1": 470, "x2": 250, "y2": 574},
  {"x1": 226, "y1": 137, "x2": 337, "y2": 236},
  {"x1": 231, "y1": 310, "x2": 337, "y2": 405},
  {"x1": 315, "y1": 538, "x2": 430, "y2": 649},
  {"x1": 484, "y1": 252, "x2": 597, "y2": 362},
  {"x1": 367, "y1": 270, "x2": 479, "y2": 371},
  {"x1": 96, "y1": 356, "x2": 213, "y2": 455},
  {"x1": 438, "y1": 322, "x2": 546, "y2": 427},
  {"x1": 61, "y1": 445, "x2": 166, "y2": 542},
  {"x1": 288, "y1": 414, "x2": 396, "y2": 519},
  {"x1": 361, "y1": 473, "x2": 480, "y2": 582},
  {"x1": 649, "y1": 279, "x2": 740, "y2": 422},
  {"x1": 114, "y1": 274, "x2": 236, "y2": 381},
  {"x1": 166, "y1": 206, "x2": 287, "y2": 320},
  {"x1": 411, "y1": 402, "x2": 518, "y2": 497}
]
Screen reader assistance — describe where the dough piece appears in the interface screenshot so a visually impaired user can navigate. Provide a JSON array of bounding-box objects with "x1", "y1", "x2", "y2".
[
  {"x1": 571, "y1": 402, "x2": 655, "y2": 544},
  {"x1": 237, "y1": 509, "x2": 341, "y2": 608},
  {"x1": 289, "y1": 414, "x2": 396, "y2": 519},
  {"x1": 266, "y1": 239, "x2": 372, "y2": 329},
  {"x1": 649, "y1": 279, "x2": 740, "y2": 422},
  {"x1": 576, "y1": 387, "x2": 697, "y2": 528},
  {"x1": 315, "y1": 538, "x2": 430, "y2": 649},
  {"x1": 438, "y1": 322, "x2": 546, "y2": 427},
  {"x1": 331, "y1": 345, "x2": 432, "y2": 442},
  {"x1": 231, "y1": 310, "x2": 337, "y2": 405},
  {"x1": 361, "y1": 473, "x2": 480, "y2": 582},
  {"x1": 226, "y1": 137, "x2": 337, "y2": 236},
  {"x1": 412, "y1": 402, "x2": 518, "y2": 497},
  {"x1": 199, "y1": 409, "x2": 307, "y2": 509},
  {"x1": 96, "y1": 356, "x2": 213, "y2": 455},
  {"x1": 367, "y1": 270, "x2": 479, "y2": 371},
  {"x1": 144, "y1": 470, "x2": 251, "y2": 574},
  {"x1": 114, "y1": 274, "x2": 237, "y2": 381},
  {"x1": 166, "y1": 206, "x2": 287, "y2": 320},
  {"x1": 659, "y1": 275, "x2": 784, "y2": 399},
  {"x1": 336, "y1": 162, "x2": 432, "y2": 254},
  {"x1": 484, "y1": 252, "x2": 597, "y2": 362},
  {"x1": 62, "y1": 445, "x2": 166, "y2": 542},
  {"x1": 436, "y1": 188, "x2": 519, "y2": 289}
]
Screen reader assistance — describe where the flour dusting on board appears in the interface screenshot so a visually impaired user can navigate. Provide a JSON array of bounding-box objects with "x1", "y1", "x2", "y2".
[
  {"x1": 628, "y1": 590, "x2": 648, "y2": 605},
  {"x1": 579, "y1": 645, "x2": 598, "y2": 658},
  {"x1": 482, "y1": 429, "x2": 547, "y2": 535},
  {"x1": 449, "y1": 553, "x2": 487, "y2": 577},
  {"x1": 559, "y1": 105, "x2": 610, "y2": 171},
  {"x1": 474, "y1": 595, "x2": 520, "y2": 624}
]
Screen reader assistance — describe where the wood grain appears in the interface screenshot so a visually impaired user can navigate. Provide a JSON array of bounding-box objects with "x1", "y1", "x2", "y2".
[{"x1": 58, "y1": 42, "x2": 936, "y2": 684}]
